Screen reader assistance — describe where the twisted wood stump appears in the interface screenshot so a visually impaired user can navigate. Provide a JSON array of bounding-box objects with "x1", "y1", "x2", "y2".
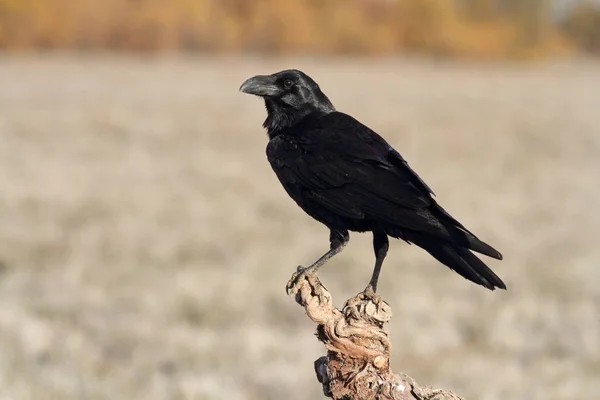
[{"x1": 288, "y1": 274, "x2": 464, "y2": 400}]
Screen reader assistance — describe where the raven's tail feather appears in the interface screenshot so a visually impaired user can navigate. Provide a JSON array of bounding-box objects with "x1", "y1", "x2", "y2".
[
  {"x1": 451, "y1": 228, "x2": 503, "y2": 260},
  {"x1": 405, "y1": 233, "x2": 506, "y2": 290},
  {"x1": 431, "y1": 204, "x2": 503, "y2": 260}
]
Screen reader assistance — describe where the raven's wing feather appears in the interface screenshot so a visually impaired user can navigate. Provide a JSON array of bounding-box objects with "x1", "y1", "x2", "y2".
[
  {"x1": 268, "y1": 112, "x2": 451, "y2": 237},
  {"x1": 267, "y1": 112, "x2": 502, "y2": 260}
]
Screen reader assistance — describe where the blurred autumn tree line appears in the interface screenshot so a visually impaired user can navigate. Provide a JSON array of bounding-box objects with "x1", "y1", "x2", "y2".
[{"x1": 0, "y1": 0, "x2": 599, "y2": 59}]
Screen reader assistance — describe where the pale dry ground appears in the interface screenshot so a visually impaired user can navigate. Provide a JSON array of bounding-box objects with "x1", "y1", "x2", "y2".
[{"x1": 0, "y1": 55, "x2": 599, "y2": 400}]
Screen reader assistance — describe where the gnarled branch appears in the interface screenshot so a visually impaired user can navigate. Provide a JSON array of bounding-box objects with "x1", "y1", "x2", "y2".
[{"x1": 289, "y1": 274, "x2": 464, "y2": 400}]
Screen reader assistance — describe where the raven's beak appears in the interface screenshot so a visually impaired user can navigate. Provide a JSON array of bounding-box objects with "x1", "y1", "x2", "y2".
[{"x1": 239, "y1": 75, "x2": 281, "y2": 97}]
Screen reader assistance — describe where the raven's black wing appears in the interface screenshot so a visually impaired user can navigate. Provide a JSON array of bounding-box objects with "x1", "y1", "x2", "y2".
[{"x1": 268, "y1": 112, "x2": 501, "y2": 258}]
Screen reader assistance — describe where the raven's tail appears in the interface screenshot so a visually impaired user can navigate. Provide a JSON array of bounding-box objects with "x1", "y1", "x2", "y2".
[
  {"x1": 404, "y1": 232, "x2": 506, "y2": 290},
  {"x1": 431, "y1": 203, "x2": 503, "y2": 261}
]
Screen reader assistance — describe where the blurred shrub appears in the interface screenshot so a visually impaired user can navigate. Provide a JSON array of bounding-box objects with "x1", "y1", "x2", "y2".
[
  {"x1": 561, "y1": 1, "x2": 600, "y2": 54},
  {"x1": 0, "y1": 0, "x2": 588, "y2": 59}
]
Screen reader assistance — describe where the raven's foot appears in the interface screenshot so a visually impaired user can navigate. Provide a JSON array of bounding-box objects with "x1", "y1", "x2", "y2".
[
  {"x1": 353, "y1": 284, "x2": 381, "y2": 305},
  {"x1": 362, "y1": 284, "x2": 377, "y2": 297},
  {"x1": 343, "y1": 286, "x2": 388, "y2": 322},
  {"x1": 286, "y1": 265, "x2": 323, "y2": 297}
]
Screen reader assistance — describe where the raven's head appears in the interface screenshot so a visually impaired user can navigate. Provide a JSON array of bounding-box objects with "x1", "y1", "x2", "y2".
[{"x1": 240, "y1": 69, "x2": 335, "y2": 135}]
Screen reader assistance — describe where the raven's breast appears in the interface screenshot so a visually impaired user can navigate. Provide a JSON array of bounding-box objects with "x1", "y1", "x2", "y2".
[{"x1": 266, "y1": 136, "x2": 371, "y2": 232}]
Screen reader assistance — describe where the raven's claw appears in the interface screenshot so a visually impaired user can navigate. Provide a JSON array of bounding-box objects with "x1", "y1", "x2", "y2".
[{"x1": 286, "y1": 265, "x2": 318, "y2": 297}]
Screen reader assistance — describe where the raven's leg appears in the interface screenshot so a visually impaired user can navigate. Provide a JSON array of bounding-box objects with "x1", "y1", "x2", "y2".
[
  {"x1": 365, "y1": 230, "x2": 389, "y2": 294},
  {"x1": 305, "y1": 229, "x2": 350, "y2": 273},
  {"x1": 286, "y1": 229, "x2": 349, "y2": 295}
]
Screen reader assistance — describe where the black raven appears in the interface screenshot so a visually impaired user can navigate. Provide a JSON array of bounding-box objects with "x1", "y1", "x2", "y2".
[{"x1": 240, "y1": 69, "x2": 505, "y2": 294}]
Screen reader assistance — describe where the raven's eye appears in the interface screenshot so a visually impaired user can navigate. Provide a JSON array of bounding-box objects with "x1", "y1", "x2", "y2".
[{"x1": 283, "y1": 79, "x2": 294, "y2": 89}]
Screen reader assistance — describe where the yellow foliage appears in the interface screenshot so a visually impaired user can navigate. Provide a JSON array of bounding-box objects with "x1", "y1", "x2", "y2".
[{"x1": 0, "y1": 0, "x2": 587, "y2": 59}]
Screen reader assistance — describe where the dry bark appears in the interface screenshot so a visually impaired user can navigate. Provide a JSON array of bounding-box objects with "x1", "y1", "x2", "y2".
[{"x1": 287, "y1": 274, "x2": 465, "y2": 400}]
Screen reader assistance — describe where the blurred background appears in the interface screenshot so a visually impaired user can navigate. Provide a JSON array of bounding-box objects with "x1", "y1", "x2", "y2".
[{"x1": 0, "y1": 1, "x2": 599, "y2": 399}]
